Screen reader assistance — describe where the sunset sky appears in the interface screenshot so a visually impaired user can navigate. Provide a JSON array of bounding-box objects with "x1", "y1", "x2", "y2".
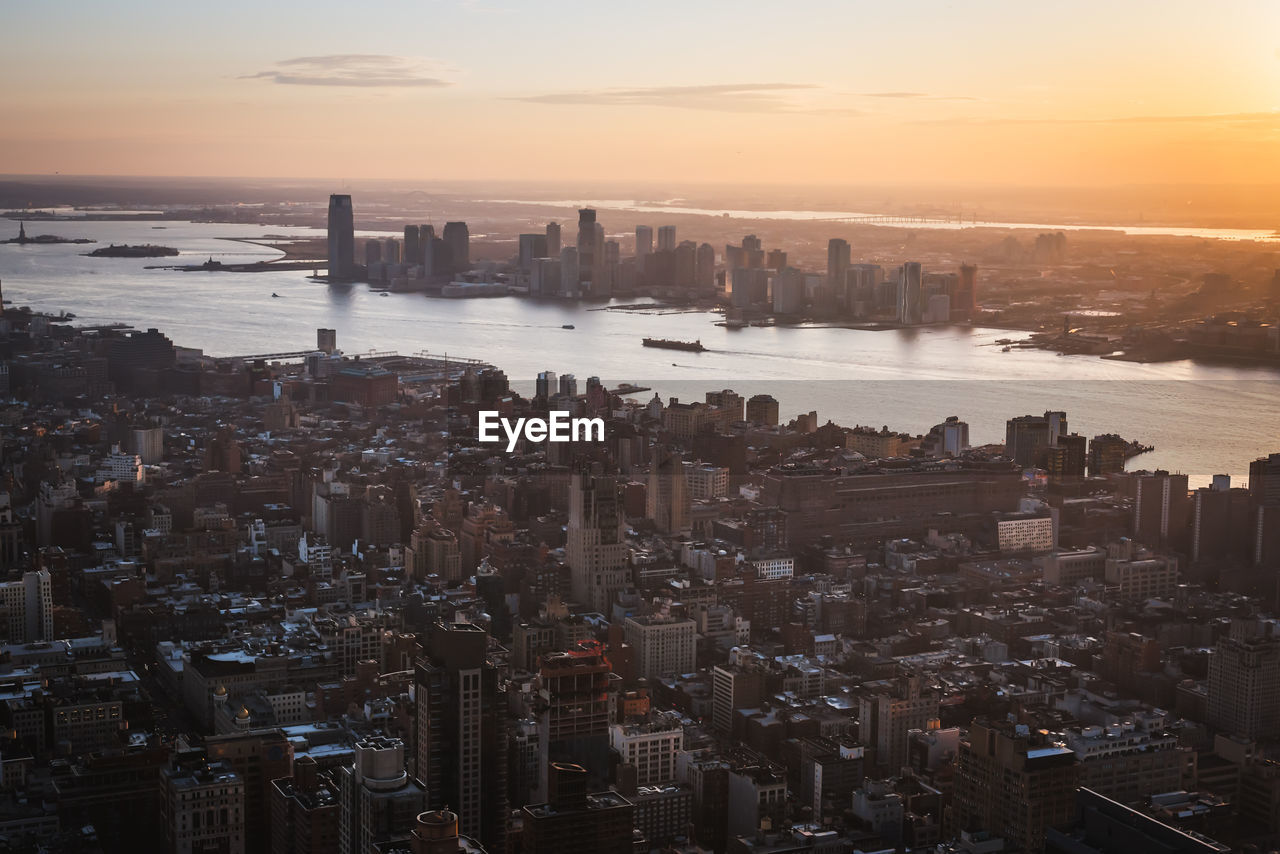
[{"x1": 3, "y1": 0, "x2": 1278, "y2": 186}]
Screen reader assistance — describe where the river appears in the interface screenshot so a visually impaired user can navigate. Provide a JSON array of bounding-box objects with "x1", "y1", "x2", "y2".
[{"x1": 3, "y1": 219, "x2": 1278, "y2": 487}]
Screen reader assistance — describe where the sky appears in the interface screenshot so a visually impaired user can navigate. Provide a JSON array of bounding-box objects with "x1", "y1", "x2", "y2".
[{"x1": 2, "y1": 0, "x2": 1279, "y2": 187}]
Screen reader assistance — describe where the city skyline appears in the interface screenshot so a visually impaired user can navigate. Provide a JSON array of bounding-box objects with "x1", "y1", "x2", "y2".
[{"x1": 3, "y1": 1, "x2": 1279, "y2": 186}]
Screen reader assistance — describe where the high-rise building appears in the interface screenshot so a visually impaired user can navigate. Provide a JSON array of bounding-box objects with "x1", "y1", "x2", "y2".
[
  {"x1": 0, "y1": 569, "x2": 51, "y2": 643},
  {"x1": 206, "y1": 729, "x2": 294, "y2": 854},
  {"x1": 162, "y1": 755, "x2": 247, "y2": 854},
  {"x1": 269, "y1": 755, "x2": 340, "y2": 854},
  {"x1": 414, "y1": 622, "x2": 509, "y2": 852},
  {"x1": 897, "y1": 261, "x2": 923, "y2": 324},
  {"x1": 696, "y1": 243, "x2": 716, "y2": 291},
  {"x1": 560, "y1": 247, "x2": 580, "y2": 298},
  {"x1": 657, "y1": 225, "x2": 677, "y2": 253},
  {"x1": 337, "y1": 736, "x2": 425, "y2": 854},
  {"x1": 1192, "y1": 476, "x2": 1253, "y2": 562},
  {"x1": 953, "y1": 719, "x2": 1079, "y2": 854},
  {"x1": 317, "y1": 328, "x2": 337, "y2": 355},
  {"x1": 536, "y1": 645, "x2": 613, "y2": 797},
  {"x1": 711, "y1": 661, "x2": 767, "y2": 733},
  {"x1": 535, "y1": 371, "x2": 557, "y2": 401},
  {"x1": 1208, "y1": 619, "x2": 1280, "y2": 740},
  {"x1": 624, "y1": 615, "x2": 696, "y2": 680},
  {"x1": 857, "y1": 674, "x2": 940, "y2": 774},
  {"x1": 546, "y1": 221, "x2": 561, "y2": 257},
  {"x1": 1006, "y1": 411, "x2": 1069, "y2": 468},
  {"x1": 404, "y1": 225, "x2": 421, "y2": 268},
  {"x1": 923, "y1": 416, "x2": 970, "y2": 457},
  {"x1": 827, "y1": 238, "x2": 851, "y2": 298},
  {"x1": 609, "y1": 720, "x2": 683, "y2": 786},
  {"x1": 566, "y1": 472, "x2": 628, "y2": 613},
  {"x1": 1088, "y1": 434, "x2": 1129, "y2": 476},
  {"x1": 442, "y1": 222, "x2": 469, "y2": 273},
  {"x1": 956, "y1": 263, "x2": 979, "y2": 318},
  {"x1": 518, "y1": 233, "x2": 549, "y2": 273},
  {"x1": 523, "y1": 763, "x2": 634, "y2": 854},
  {"x1": 1250, "y1": 453, "x2": 1280, "y2": 505},
  {"x1": 1132, "y1": 471, "x2": 1190, "y2": 547},
  {"x1": 746, "y1": 394, "x2": 780, "y2": 426},
  {"x1": 327, "y1": 195, "x2": 355, "y2": 280},
  {"x1": 635, "y1": 225, "x2": 653, "y2": 257},
  {"x1": 576, "y1": 210, "x2": 597, "y2": 294},
  {"x1": 646, "y1": 447, "x2": 690, "y2": 535}
]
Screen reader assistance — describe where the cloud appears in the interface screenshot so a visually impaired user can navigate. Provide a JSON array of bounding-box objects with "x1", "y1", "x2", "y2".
[
  {"x1": 918, "y1": 111, "x2": 1280, "y2": 126},
  {"x1": 506, "y1": 83, "x2": 848, "y2": 114},
  {"x1": 242, "y1": 55, "x2": 454, "y2": 88},
  {"x1": 860, "y1": 92, "x2": 978, "y2": 101}
]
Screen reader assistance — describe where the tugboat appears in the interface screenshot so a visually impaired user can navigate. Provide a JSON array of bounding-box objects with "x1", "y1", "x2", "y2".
[
  {"x1": 562, "y1": 324, "x2": 575, "y2": 329},
  {"x1": 642, "y1": 337, "x2": 706, "y2": 352}
]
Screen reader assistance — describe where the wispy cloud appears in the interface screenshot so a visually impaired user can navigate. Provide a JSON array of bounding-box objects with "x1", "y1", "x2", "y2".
[
  {"x1": 860, "y1": 92, "x2": 978, "y2": 101},
  {"x1": 918, "y1": 111, "x2": 1280, "y2": 126},
  {"x1": 506, "y1": 83, "x2": 855, "y2": 114},
  {"x1": 242, "y1": 55, "x2": 454, "y2": 88}
]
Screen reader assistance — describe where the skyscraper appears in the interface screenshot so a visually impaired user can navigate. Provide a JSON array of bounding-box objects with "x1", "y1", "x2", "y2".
[
  {"x1": 442, "y1": 222, "x2": 469, "y2": 273},
  {"x1": 337, "y1": 737, "x2": 425, "y2": 854},
  {"x1": 827, "y1": 238, "x2": 851, "y2": 297},
  {"x1": 414, "y1": 622, "x2": 509, "y2": 853},
  {"x1": 897, "y1": 261, "x2": 922, "y2": 325},
  {"x1": 404, "y1": 225, "x2": 421, "y2": 268},
  {"x1": 575, "y1": 209, "x2": 597, "y2": 295},
  {"x1": 647, "y1": 447, "x2": 690, "y2": 535},
  {"x1": 1006, "y1": 411, "x2": 1069, "y2": 468},
  {"x1": 518, "y1": 233, "x2": 549, "y2": 272},
  {"x1": 657, "y1": 225, "x2": 676, "y2": 252},
  {"x1": 327, "y1": 194, "x2": 355, "y2": 280},
  {"x1": 635, "y1": 225, "x2": 653, "y2": 257},
  {"x1": 546, "y1": 221, "x2": 561, "y2": 257},
  {"x1": 566, "y1": 471, "x2": 628, "y2": 613}
]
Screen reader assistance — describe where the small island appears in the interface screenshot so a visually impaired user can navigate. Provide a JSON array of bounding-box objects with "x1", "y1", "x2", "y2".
[
  {"x1": 2, "y1": 222, "x2": 94, "y2": 245},
  {"x1": 85, "y1": 243, "x2": 180, "y2": 258}
]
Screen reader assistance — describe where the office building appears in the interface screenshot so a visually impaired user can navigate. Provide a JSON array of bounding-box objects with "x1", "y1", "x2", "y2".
[
  {"x1": 162, "y1": 756, "x2": 247, "y2": 854},
  {"x1": 0, "y1": 569, "x2": 52, "y2": 644},
  {"x1": 1132, "y1": 471, "x2": 1190, "y2": 547},
  {"x1": 624, "y1": 615, "x2": 696, "y2": 679},
  {"x1": 897, "y1": 261, "x2": 923, "y2": 325},
  {"x1": 657, "y1": 225, "x2": 677, "y2": 252},
  {"x1": 1006, "y1": 411, "x2": 1069, "y2": 468},
  {"x1": 404, "y1": 225, "x2": 421, "y2": 268},
  {"x1": 337, "y1": 736, "x2": 425, "y2": 854},
  {"x1": 536, "y1": 646, "x2": 613, "y2": 796},
  {"x1": 269, "y1": 756, "x2": 340, "y2": 854},
  {"x1": 609, "y1": 719, "x2": 683, "y2": 786},
  {"x1": 327, "y1": 194, "x2": 355, "y2": 280},
  {"x1": 1207, "y1": 619, "x2": 1280, "y2": 740},
  {"x1": 414, "y1": 622, "x2": 509, "y2": 852},
  {"x1": 746, "y1": 394, "x2": 780, "y2": 426},
  {"x1": 647, "y1": 447, "x2": 690, "y2": 535},
  {"x1": 522, "y1": 763, "x2": 634, "y2": 854},
  {"x1": 576, "y1": 210, "x2": 596, "y2": 294},
  {"x1": 857, "y1": 674, "x2": 940, "y2": 773},
  {"x1": 635, "y1": 225, "x2": 653, "y2": 257},
  {"x1": 566, "y1": 472, "x2": 628, "y2": 613},
  {"x1": 954, "y1": 719, "x2": 1078, "y2": 854},
  {"x1": 827, "y1": 239, "x2": 850, "y2": 298},
  {"x1": 518, "y1": 233, "x2": 548, "y2": 272},
  {"x1": 546, "y1": 221, "x2": 561, "y2": 257},
  {"x1": 442, "y1": 222, "x2": 469, "y2": 272}
]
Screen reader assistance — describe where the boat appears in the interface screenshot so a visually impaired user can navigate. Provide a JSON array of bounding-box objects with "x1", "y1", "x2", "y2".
[
  {"x1": 1001, "y1": 346, "x2": 1011, "y2": 352},
  {"x1": 643, "y1": 337, "x2": 706, "y2": 352},
  {"x1": 271, "y1": 292, "x2": 281, "y2": 298},
  {"x1": 381, "y1": 292, "x2": 389, "y2": 297},
  {"x1": 562, "y1": 324, "x2": 575, "y2": 329}
]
